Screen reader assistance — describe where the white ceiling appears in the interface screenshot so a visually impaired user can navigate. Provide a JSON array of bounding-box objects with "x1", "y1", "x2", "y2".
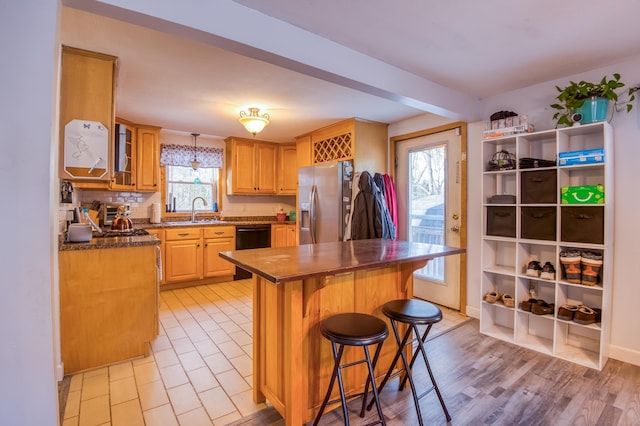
[{"x1": 60, "y1": 0, "x2": 640, "y2": 142}]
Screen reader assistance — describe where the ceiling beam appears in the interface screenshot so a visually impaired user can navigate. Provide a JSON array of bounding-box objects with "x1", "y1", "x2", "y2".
[{"x1": 62, "y1": 0, "x2": 482, "y2": 121}]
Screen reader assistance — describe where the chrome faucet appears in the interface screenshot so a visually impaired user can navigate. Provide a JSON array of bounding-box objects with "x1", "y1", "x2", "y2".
[{"x1": 191, "y1": 196, "x2": 207, "y2": 222}]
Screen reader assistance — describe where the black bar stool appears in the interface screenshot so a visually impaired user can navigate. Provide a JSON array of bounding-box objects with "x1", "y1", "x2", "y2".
[
  {"x1": 313, "y1": 312, "x2": 389, "y2": 426},
  {"x1": 368, "y1": 299, "x2": 451, "y2": 425}
]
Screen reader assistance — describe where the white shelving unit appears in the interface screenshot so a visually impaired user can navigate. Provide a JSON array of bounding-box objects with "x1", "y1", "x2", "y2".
[{"x1": 480, "y1": 122, "x2": 613, "y2": 370}]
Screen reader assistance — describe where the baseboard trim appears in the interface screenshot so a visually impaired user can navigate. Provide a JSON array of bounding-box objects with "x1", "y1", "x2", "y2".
[
  {"x1": 609, "y1": 344, "x2": 640, "y2": 367},
  {"x1": 466, "y1": 305, "x2": 480, "y2": 320}
]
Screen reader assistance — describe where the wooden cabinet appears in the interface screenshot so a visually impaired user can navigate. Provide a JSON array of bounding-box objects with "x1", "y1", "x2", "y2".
[
  {"x1": 163, "y1": 225, "x2": 236, "y2": 284},
  {"x1": 304, "y1": 117, "x2": 388, "y2": 173},
  {"x1": 165, "y1": 228, "x2": 203, "y2": 282},
  {"x1": 203, "y1": 226, "x2": 236, "y2": 277},
  {"x1": 225, "y1": 137, "x2": 277, "y2": 194},
  {"x1": 295, "y1": 133, "x2": 312, "y2": 168},
  {"x1": 59, "y1": 46, "x2": 117, "y2": 188},
  {"x1": 277, "y1": 143, "x2": 297, "y2": 194},
  {"x1": 271, "y1": 223, "x2": 296, "y2": 247},
  {"x1": 136, "y1": 125, "x2": 160, "y2": 191},
  {"x1": 59, "y1": 245, "x2": 158, "y2": 374},
  {"x1": 480, "y1": 122, "x2": 613, "y2": 370},
  {"x1": 147, "y1": 229, "x2": 165, "y2": 285},
  {"x1": 110, "y1": 117, "x2": 137, "y2": 191}
]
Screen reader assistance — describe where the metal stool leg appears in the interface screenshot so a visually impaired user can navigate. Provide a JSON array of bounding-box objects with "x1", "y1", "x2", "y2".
[
  {"x1": 413, "y1": 323, "x2": 451, "y2": 421},
  {"x1": 313, "y1": 343, "x2": 347, "y2": 426},
  {"x1": 359, "y1": 342, "x2": 386, "y2": 425}
]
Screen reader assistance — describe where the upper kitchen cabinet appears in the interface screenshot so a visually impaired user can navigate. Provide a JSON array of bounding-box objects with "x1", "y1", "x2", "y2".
[
  {"x1": 300, "y1": 118, "x2": 389, "y2": 173},
  {"x1": 59, "y1": 46, "x2": 117, "y2": 189},
  {"x1": 110, "y1": 117, "x2": 136, "y2": 191},
  {"x1": 225, "y1": 137, "x2": 277, "y2": 195},
  {"x1": 277, "y1": 143, "x2": 297, "y2": 195},
  {"x1": 136, "y1": 125, "x2": 160, "y2": 191},
  {"x1": 110, "y1": 119, "x2": 160, "y2": 192}
]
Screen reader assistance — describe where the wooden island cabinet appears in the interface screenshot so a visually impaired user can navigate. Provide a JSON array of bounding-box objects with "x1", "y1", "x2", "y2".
[
  {"x1": 220, "y1": 239, "x2": 464, "y2": 425},
  {"x1": 59, "y1": 236, "x2": 160, "y2": 374}
]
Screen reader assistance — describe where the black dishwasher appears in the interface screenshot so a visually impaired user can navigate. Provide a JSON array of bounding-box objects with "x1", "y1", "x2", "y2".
[{"x1": 234, "y1": 224, "x2": 271, "y2": 280}]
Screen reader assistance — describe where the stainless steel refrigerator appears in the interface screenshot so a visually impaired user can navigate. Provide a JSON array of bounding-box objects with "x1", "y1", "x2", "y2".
[{"x1": 299, "y1": 160, "x2": 354, "y2": 244}]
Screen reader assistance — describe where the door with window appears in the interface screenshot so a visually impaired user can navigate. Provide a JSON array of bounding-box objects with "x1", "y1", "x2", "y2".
[{"x1": 395, "y1": 127, "x2": 465, "y2": 310}]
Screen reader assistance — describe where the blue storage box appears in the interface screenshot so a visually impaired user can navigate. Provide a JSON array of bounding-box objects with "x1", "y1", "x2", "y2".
[{"x1": 558, "y1": 148, "x2": 604, "y2": 166}]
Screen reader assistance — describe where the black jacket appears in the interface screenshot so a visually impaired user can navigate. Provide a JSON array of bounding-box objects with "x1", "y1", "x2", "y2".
[{"x1": 350, "y1": 171, "x2": 396, "y2": 240}]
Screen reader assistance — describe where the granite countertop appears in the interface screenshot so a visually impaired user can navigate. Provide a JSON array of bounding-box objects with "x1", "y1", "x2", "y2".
[
  {"x1": 59, "y1": 235, "x2": 160, "y2": 251},
  {"x1": 219, "y1": 239, "x2": 466, "y2": 284}
]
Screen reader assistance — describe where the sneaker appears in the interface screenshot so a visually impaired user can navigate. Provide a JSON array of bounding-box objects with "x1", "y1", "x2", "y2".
[
  {"x1": 526, "y1": 260, "x2": 542, "y2": 277},
  {"x1": 581, "y1": 251, "x2": 603, "y2": 286},
  {"x1": 559, "y1": 249, "x2": 581, "y2": 284},
  {"x1": 540, "y1": 261, "x2": 556, "y2": 280}
]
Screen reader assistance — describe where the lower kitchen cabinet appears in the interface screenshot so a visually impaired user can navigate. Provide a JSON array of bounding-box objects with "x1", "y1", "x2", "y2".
[
  {"x1": 203, "y1": 226, "x2": 236, "y2": 277},
  {"x1": 163, "y1": 225, "x2": 236, "y2": 284},
  {"x1": 165, "y1": 227, "x2": 203, "y2": 282},
  {"x1": 59, "y1": 244, "x2": 158, "y2": 374},
  {"x1": 272, "y1": 223, "x2": 296, "y2": 247}
]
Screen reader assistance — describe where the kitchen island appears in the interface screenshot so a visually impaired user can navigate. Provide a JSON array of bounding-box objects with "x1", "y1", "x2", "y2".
[{"x1": 219, "y1": 239, "x2": 464, "y2": 425}]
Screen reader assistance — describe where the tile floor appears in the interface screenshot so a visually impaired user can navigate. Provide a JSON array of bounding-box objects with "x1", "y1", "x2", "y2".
[{"x1": 61, "y1": 279, "x2": 468, "y2": 426}]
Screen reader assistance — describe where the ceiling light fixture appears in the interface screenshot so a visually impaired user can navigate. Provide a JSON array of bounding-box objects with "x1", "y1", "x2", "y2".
[
  {"x1": 191, "y1": 132, "x2": 200, "y2": 170},
  {"x1": 239, "y1": 107, "x2": 270, "y2": 136}
]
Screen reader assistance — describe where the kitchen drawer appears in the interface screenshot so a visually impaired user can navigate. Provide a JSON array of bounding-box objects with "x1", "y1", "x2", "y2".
[
  {"x1": 165, "y1": 227, "x2": 202, "y2": 241},
  {"x1": 203, "y1": 226, "x2": 235, "y2": 239}
]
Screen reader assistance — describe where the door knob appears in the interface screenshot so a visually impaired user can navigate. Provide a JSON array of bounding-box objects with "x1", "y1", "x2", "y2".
[{"x1": 450, "y1": 225, "x2": 460, "y2": 232}]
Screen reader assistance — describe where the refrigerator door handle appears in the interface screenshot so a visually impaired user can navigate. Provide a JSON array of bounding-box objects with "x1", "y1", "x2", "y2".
[{"x1": 310, "y1": 184, "x2": 317, "y2": 244}]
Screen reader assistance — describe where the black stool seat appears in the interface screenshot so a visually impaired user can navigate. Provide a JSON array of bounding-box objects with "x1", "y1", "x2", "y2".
[
  {"x1": 368, "y1": 299, "x2": 451, "y2": 425},
  {"x1": 313, "y1": 313, "x2": 388, "y2": 426},
  {"x1": 320, "y1": 313, "x2": 389, "y2": 346},
  {"x1": 382, "y1": 299, "x2": 442, "y2": 324}
]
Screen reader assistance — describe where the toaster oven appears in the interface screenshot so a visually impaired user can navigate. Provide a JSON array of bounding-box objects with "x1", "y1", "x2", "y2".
[{"x1": 101, "y1": 205, "x2": 119, "y2": 226}]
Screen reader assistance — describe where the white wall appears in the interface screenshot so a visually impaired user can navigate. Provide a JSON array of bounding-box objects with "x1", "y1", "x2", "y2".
[
  {"x1": 0, "y1": 1, "x2": 60, "y2": 424},
  {"x1": 392, "y1": 55, "x2": 640, "y2": 366}
]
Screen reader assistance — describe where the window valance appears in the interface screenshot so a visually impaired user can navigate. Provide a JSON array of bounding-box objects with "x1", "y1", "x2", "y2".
[{"x1": 160, "y1": 144, "x2": 223, "y2": 168}]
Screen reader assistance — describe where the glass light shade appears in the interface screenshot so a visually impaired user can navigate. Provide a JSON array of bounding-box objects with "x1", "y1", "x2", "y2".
[
  {"x1": 239, "y1": 107, "x2": 270, "y2": 135},
  {"x1": 191, "y1": 159, "x2": 200, "y2": 170}
]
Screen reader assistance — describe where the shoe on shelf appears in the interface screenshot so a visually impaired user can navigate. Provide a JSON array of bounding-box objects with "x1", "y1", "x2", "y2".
[
  {"x1": 581, "y1": 251, "x2": 603, "y2": 286},
  {"x1": 526, "y1": 260, "x2": 543, "y2": 277},
  {"x1": 540, "y1": 261, "x2": 556, "y2": 280},
  {"x1": 484, "y1": 290, "x2": 501, "y2": 304},
  {"x1": 519, "y1": 298, "x2": 539, "y2": 312},
  {"x1": 573, "y1": 305, "x2": 600, "y2": 325},
  {"x1": 559, "y1": 249, "x2": 582, "y2": 284},
  {"x1": 557, "y1": 304, "x2": 578, "y2": 321},
  {"x1": 501, "y1": 294, "x2": 515, "y2": 308},
  {"x1": 531, "y1": 301, "x2": 554, "y2": 315}
]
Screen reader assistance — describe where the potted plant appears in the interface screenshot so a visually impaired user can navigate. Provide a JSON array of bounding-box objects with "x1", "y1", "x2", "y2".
[{"x1": 550, "y1": 74, "x2": 638, "y2": 127}]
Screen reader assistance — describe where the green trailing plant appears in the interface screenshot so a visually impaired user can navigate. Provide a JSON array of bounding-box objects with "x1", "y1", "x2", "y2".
[{"x1": 550, "y1": 74, "x2": 639, "y2": 127}]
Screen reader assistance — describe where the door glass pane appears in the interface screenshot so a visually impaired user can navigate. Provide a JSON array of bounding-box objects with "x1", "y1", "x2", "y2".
[{"x1": 408, "y1": 144, "x2": 446, "y2": 281}]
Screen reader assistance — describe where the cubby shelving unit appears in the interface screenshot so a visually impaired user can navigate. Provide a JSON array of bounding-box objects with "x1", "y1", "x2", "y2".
[{"x1": 480, "y1": 122, "x2": 613, "y2": 370}]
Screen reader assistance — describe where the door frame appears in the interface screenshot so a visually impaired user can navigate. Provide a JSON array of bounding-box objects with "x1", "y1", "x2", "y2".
[{"x1": 390, "y1": 121, "x2": 468, "y2": 315}]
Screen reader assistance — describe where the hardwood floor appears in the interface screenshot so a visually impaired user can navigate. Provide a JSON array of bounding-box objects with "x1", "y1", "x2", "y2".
[{"x1": 231, "y1": 319, "x2": 640, "y2": 426}]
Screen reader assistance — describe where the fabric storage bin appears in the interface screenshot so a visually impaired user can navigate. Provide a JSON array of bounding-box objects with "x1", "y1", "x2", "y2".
[
  {"x1": 561, "y1": 206, "x2": 604, "y2": 244},
  {"x1": 521, "y1": 207, "x2": 556, "y2": 241},
  {"x1": 486, "y1": 206, "x2": 516, "y2": 238},
  {"x1": 521, "y1": 169, "x2": 557, "y2": 204},
  {"x1": 561, "y1": 185, "x2": 605, "y2": 204}
]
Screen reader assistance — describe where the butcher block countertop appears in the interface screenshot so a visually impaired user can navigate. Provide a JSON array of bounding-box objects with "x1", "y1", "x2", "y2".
[{"x1": 219, "y1": 239, "x2": 465, "y2": 284}]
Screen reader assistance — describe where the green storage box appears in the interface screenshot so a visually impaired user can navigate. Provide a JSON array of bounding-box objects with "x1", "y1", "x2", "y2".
[{"x1": 561, "y1": 185, "x2": 604, "y2": 204}]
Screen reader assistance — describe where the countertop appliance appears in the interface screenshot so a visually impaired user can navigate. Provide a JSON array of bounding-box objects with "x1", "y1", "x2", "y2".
[
  {"x1": 101, "y1": 204, "x2": 119, "y2": 226},
  {"x1": 234, "y1": 224, "x2": 271, "y2": 280},
  {"x1": 298, "y1": 160, "x2": 353, "y2": 244}
]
